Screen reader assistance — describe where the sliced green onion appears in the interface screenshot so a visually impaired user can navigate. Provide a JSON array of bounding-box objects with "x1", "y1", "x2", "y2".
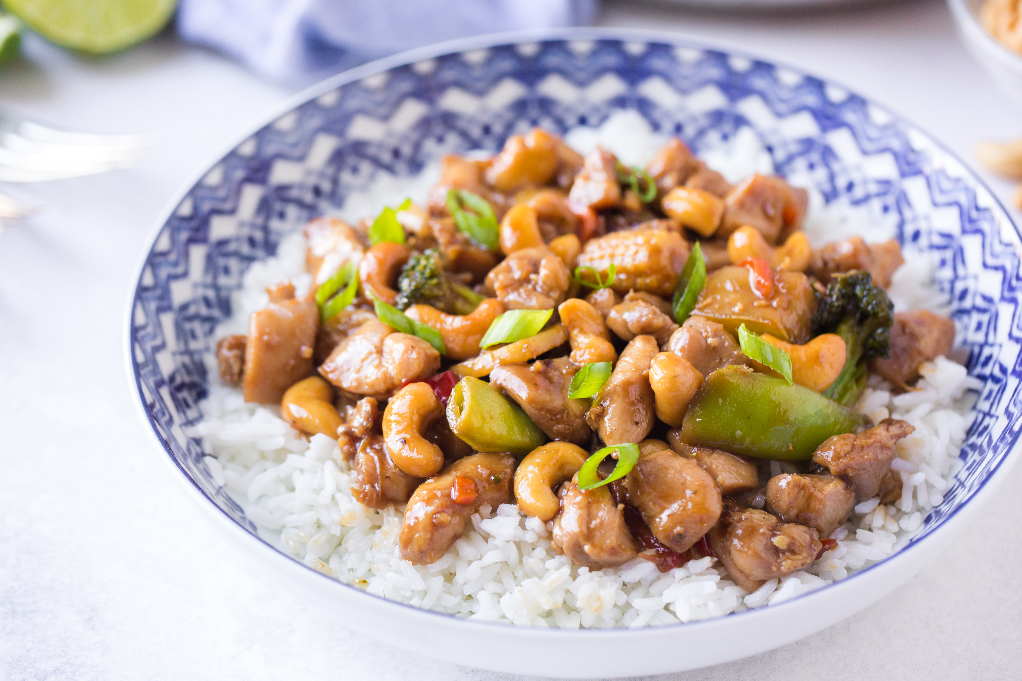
[
  {"x1": 315, "y1": 261, "x2": 359, "y2": 322},
  {"x1": 577, "y1": 444, "x2": 640, "y2": 491},
  {"x1": 0, "y1": 14, "x2": 22, "y2": 65},
  {"x1": 368, "y1": 198, "x2": 411, "y2": 245},
  {"x1": 568, "y1": 362, "x2": 613, "y2": 399},
  {"x1": 478, "y1": 309, "x2": 553, "y2": 349},
  {"x1": 616, "y1": 164, "x2": 657, "y2": 204},
  {"x1": 573, "y1": 263, "x2": 617, "y2": 290},
  {"x1": 672, "y1": 241, "x2": 706, "y2": 324},
  {"x1": 738, "y1": 324, "x2": 793, "y2": 385},
  {"x1": 371, "y1": 294, "x2": 447, "y2": 355},
  {"x1": 446, "y1": 189, "x2": 498, "y2": 251}
]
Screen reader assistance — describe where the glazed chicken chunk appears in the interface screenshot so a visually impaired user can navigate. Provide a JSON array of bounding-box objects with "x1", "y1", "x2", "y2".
[
  {"x1": 870, "y1": 310, "x2": 956, "y2": 389},
  {"x1": 552, "y1": 476, "x2": 638, "y2": 570},
  {"x1": 812, "y1": 419, "x2": 915, "y2": 502},
  {"x1": 766, "y1": 473, "x2": 855, "y2": 538},
  {"x1": 243, "y1": 282, "x2": 319, "y2": 404},
  {"x1": 490, "y1": 358, "x2": 592, "y2": 447}
]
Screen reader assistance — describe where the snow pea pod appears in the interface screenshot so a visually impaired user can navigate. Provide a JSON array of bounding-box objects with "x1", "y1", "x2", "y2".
[{"x1": 679, "y1": 365, "x2": 865, "y2": 461}]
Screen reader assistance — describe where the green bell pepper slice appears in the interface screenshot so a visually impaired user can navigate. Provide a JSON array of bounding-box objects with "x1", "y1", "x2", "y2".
[{"x1": 446, "y1": 376, "x2": 547, "y2": 456}]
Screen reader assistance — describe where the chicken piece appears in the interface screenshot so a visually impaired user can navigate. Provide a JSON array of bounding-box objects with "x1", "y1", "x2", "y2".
[
  {"x1": 673, "y1": 441, "x2": 760, "y2": 495},
  {"x1": 808, "y1": 236, "x2": 904, "y2": 289},
  {"x1": 878, "y1": 470, "x2": 903, "y2": 505},
  {"x1": 718, "y1": 174, "x2": 809, "y2": 244},
  {"x1": 216, "y1": 335, "x2": 246, "y2": 386},
  {"x1": 685, "y1": 164, "x2": 732, "y2": 198},
  {"x1": 765, "y1": 473, "x2": 855, "y2": 538},
  {"x1": 645, "y1": 138, "x2": 700, "y2": 195},
  {"x1": 352, "y1": 434, "x2": 422, "y2": 509},
  {"x1": 813, "y1": 419, "x2": 915, "y2": 502},
  {"x1": 304, "y1": 217, "x2": 366, "y2": 285},
  {"x1": 314, "y1": 308, "x2": 377, "y2": 365},
  {"x1": 568, "y1": 147, "x2": 622, "y2": 210},
  {"x1": 625, "y1": 291, "x2": 674, "y2": 316},
  {"x1": 624, "y1": 446, "x2": 722, "y2": 553},
  {"x1": 552, "y1": 477, "x2": 638, "y2": 569},
  {"x1": 870, "y1": 310, "x2": 956, "y2": 389},
  {"x1": 587, "y1": 335, "x2": 659, "y2": 445},
  {"x1": 400, "y1": 453, "x2": 515, "y2": 565},
  {"x1": 243, "y1": 282, "x2": 319, "y2": 404},
  {"x1": 576, "y1": 227, "x2": 690, "y2": 298},
  {"x1": 585, "y1": 288, "x2": 621, "y2": 319},
  {"x1": 606, "y1": 298, "x2": 679, "y2": 346},
  {"x1": 490, "y1": 358, "x2": 592, "y2": 447},
  {"x1": 484, "y1": 246, "x2": 571, "y2": 310},
  {"x1": 336, "y1": 396, "x2": 380, "y2": 462},
  {"x1": 318, "y1": 319, "x2": 440, "y2": 400},
  {"x1": 665, "y1": 315, "x2": 751, "y2": 377},
  {"x1": 708, "y1": 503, "x2": 822, "y2": 592}
]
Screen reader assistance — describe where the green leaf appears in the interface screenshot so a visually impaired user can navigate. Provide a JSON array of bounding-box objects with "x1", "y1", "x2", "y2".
[
  {"x1": 573, "y1": 263, "x2": 617, "y2": 290},
  {"x1": 315, "y1": 262, "x2": 359, "y2": 322},
  {"x1": 577, "y1": 444, "x2": 640, "y2": 491},
  {"x1": 672, "y1": 241, "x2": 707, "y2": 324},
  {"x1": 371, "y1": 294, "x2": 447, "y2": 355},
  {"x1": 567, "y1": 362, "x2": 613, "y2": 399},
  {"x1": 478, "y1": 309, "x2": 553, "y2": 349},
  {"x1": 368, "y1": 198, "x2": 411, "y2": 245},
  {"x1": 446, "y1": 189, "x2": 498, "y2": 251},
  {"x1": 738, "y1": 324, "x2": 793, "y2": 385}
]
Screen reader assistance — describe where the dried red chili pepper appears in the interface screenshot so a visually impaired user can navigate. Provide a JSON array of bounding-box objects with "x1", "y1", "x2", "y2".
[
  {"x1": 738, "y1": 256, "x2": 773, "y2": 298},
  {"x1": 451, "y1": 475, "x2": 478, "y2": 505}
]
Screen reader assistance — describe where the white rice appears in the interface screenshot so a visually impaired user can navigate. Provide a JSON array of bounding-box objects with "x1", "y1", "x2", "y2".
[{"x1": 191, "y1": 114, "x2": 980, "y2": 628}]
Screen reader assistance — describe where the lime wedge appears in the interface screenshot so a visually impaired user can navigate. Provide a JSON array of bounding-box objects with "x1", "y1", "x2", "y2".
[
  {"x1": 3, "y1": 0, "x2": 177, "y2": 54},
  {"x1": 0, "y1": 14, "x2": 22, "y2": 64}
]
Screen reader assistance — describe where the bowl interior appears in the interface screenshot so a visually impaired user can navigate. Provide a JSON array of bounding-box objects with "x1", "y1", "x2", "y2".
[{"x1": 129, "y1": 34, "x2": 1022, "y2": 611}]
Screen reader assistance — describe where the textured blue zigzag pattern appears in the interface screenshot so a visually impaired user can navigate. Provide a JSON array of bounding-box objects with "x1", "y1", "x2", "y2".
[{"x1": 129, "y1": 38, "x2": 1022, "y2": 566}]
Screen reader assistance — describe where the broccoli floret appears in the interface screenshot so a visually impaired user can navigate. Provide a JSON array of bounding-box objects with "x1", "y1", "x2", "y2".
[
  {"x1": 812, "y1": 271, "x2": 894, "y2": 406},
  {"x1": 394, "y1": 248, "x2": 483, "y2": 315}
]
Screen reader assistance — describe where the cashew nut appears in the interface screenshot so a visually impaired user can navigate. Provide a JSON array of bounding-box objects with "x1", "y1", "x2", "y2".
[
  {"x1": 727, "y1": 226, "x2": 811, "y2": 271},
  {"x1": 760, "y1": 333, "x2": 846, "y2": 392},
  {"x1": 976, "y1": 138, "x2": 1022, "y2": 180},
  {"x1": 528, "y1": 189, "x2": 580, "y2": 236},
  {"x1": 405, "y1": 298, "x2": 506, "y2": 360},
  {"x1": 661, "y1": 186, "x2": 726, "y2": 238},
  {"x1": 514, "y1": 442, "x2": 589, "y2": 521},
  {"x1": 281, "y1": 376, "x2": 344, "y2": 439},
  {"x1": 499, "y1": 203, "x2": 544, "y2": 255},
  {"x1": 359, "y1": 241, "x2": 410, "y2": 304},
  {"x1": 485, "y1": 128, "x2": 560, "y2": 192},
  {"x1": 548, "y1": 233, "x2": 581, "y2": 269},
  {"x1": 383, "y1": 382, "x2": 445, "y2": 478},
  {"x1": 558, "y1": 298, "x2": 617, "y2": 364},
  {"x1": 648, "y1": 352, "x2": 704, "y2": 427}
]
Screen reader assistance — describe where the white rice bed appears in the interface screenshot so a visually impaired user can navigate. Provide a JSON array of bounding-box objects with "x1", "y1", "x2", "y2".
[{"x1": 191, "y1": 113, "x2": 981, "y2": 628}]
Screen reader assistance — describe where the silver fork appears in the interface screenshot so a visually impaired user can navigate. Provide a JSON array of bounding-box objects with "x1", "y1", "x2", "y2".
[{"x1": 0, "y1": 114, "x2": 152, "y2": 183}]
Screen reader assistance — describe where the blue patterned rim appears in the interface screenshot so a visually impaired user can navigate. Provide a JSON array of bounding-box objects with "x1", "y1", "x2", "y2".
[{"x1": 126, "y1": 28, "x2": 1022, "y2": 630}]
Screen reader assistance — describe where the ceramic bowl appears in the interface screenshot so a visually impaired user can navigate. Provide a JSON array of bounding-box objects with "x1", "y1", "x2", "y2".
[
  {"x1": 948, "y1": 0, "x2": 1022, "y2": 108},
  {"x1": 127, "y1": 29, "x2": 1022, "y2": 677}
]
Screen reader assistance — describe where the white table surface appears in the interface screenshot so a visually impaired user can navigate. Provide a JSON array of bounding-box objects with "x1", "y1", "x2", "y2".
[{"x1": 3, "y1": 0, "x2": 1022, "y2": 679}]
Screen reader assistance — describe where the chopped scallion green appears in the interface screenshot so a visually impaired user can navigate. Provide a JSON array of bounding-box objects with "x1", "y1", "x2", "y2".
[
  {"x1": 315, "y1": 261, "x2": 359, "y2": 322},
  {"x1": 738, "y1": 324, "x2": 793, "y2": 385},
  {"x1": 368, "y1": 198, "x2": 411, "y2": 245},
  {"x1": 567, "y1": 362, "x2": 613, "y2": 399},
  {"x1": 371, "y1": 293, "x2": 447, "y2": 355},
  {"x1": 577, "y1": 444, "x2": 640, "y2": 491},
  {"x1": 616, "y1": 164, "x2": 657, "y2": 203},
  {"x1": 672, "y1": 241, "x2": 706, "y2": 324},
  {"x1": 478, "y1": 309, "x2": 553, "y2": 349},
  {"x1": 446, "y1": 189, "x2": 498, "y2": 251},
  {"x1": 573, "y1": 263, "x2": 617, "y2": 290}
]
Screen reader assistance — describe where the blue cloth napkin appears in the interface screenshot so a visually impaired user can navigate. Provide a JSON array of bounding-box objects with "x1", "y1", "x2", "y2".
[{"x1": 177, "y1": 0, "x2": 599, "y2": 83}]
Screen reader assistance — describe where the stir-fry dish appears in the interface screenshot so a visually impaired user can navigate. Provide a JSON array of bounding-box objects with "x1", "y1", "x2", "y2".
[{"x1": 213, "y1": 128, "x2": 958, "y2": 594}]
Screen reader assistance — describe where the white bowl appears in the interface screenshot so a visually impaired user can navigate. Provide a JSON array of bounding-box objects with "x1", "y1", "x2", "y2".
[
  {"x1": 127, "y1": 28, "x2": 1022, "y2": 677},
  {"x1": 948, "y1": 0, "x2": 1022, "y2": 107}
]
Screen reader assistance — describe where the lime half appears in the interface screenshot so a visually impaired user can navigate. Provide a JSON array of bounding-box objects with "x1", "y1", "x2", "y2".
[
  {"x1": 0, "y1": 14, "x2": 21, "y2": 64},
  {"x1": 3, "y1": 0, "x2": 177, "y2": 54}
]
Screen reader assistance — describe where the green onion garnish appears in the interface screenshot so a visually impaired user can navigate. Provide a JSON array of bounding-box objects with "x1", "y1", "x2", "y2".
[
  {"x1": 368, "y1": 198, "x2": 411, "y2": 245},
  {"x1": 616, "y1": 164, "x2": 657, "y2": 204},
  {"x1": 315, "y1": 261, "x2": 359, "y2": 322},
  {"x1": 446, "y1": 189, "x2": 499, "y2": 251},
  {"x1": 577, "y1": 444, "x2": 640, "y2": 491},
  {"x1": 567, "y1": 362, "x2": 613, "y2": 399},
  {"x1": 672, "y1": 241, "x2": 706, "y2": 324},
  {"x1": 573, "y1": 263, "x2": 617, "y2": 290},
  {"x1": 738, "y1": 324, "x2": 793, "y2": 385},
  {"x1": 478, "y1": 309, "x2": 553, "y2": 349},
  {"x1": 371, "y1": 293, "x2": 447, "y2": 355}
]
